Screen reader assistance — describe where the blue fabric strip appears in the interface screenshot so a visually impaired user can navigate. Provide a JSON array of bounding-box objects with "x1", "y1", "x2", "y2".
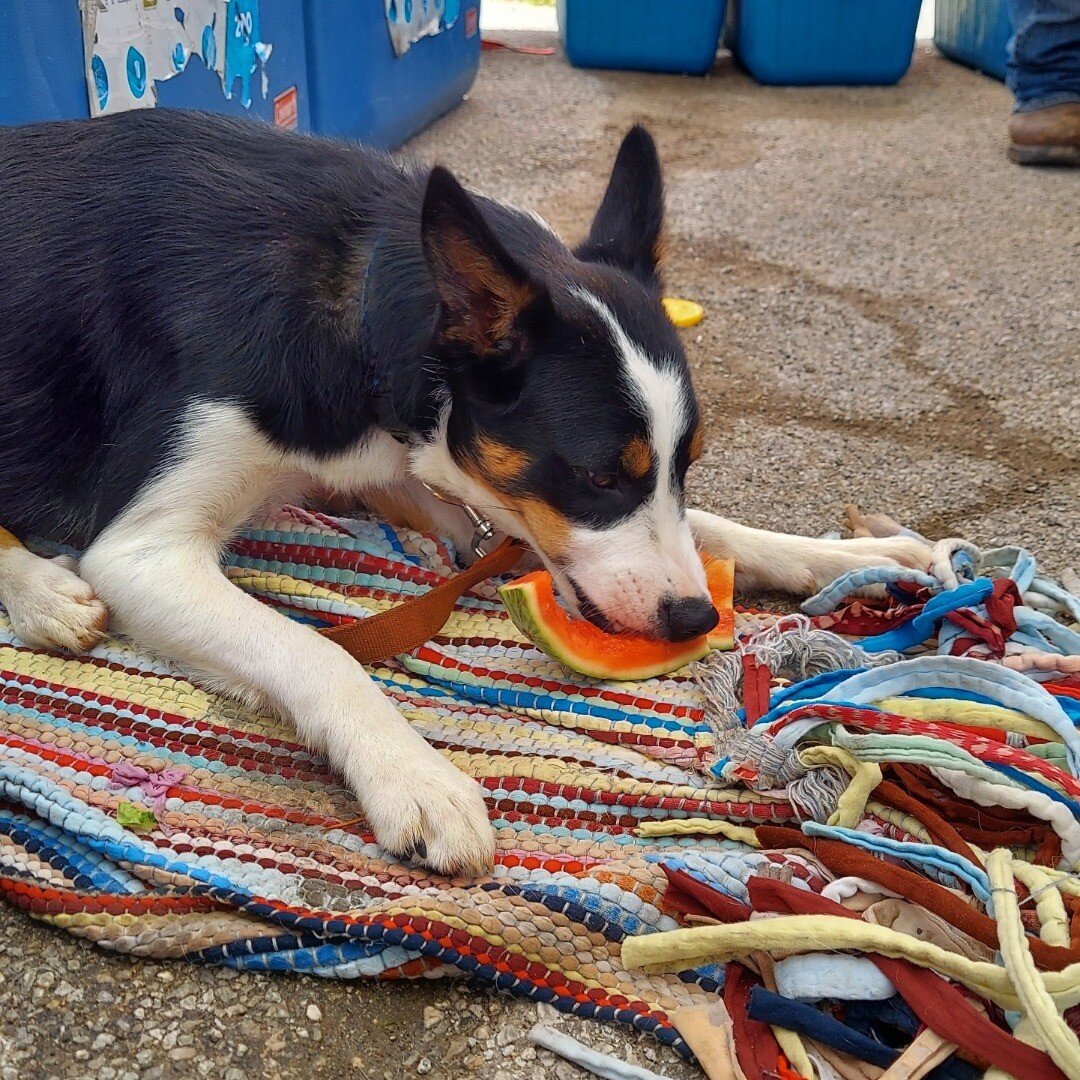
[
  {"x1": 802, "y1": 566, "x2": 939, "y2": 616},
  {"x1": 746, "y1": 987, "x2": 899, "y2": 1068},
  {"x1": 859, "y1": 580, "x2": 994, "y2": 653},
  {"x1": 818, "y1": 656, "x2": 1080, "y2": 776}
]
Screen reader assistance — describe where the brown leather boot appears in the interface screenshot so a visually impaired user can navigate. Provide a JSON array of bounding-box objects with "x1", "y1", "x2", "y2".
[{"x1": 1008, "y1": 102, "x2": 1080, "y2": 166}]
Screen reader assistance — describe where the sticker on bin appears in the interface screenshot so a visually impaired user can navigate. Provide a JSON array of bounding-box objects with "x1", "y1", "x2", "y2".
[
  {"x1": 274, "y1": 86, "x2": 299, "y2": 129},
  {"x1": 385, "y1": 0, "x2": 462, "y2": 57},
  {"x1": 466, "y1": 7, "x2": 479, "y2": 37},
  {"x1": 83, "y1": 0, "x2": 275, "y2": 117}
]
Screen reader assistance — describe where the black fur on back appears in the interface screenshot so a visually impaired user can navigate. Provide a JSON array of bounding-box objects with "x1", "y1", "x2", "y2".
[{"x1": 0, "y1": 111, "x2": 692, "y2": 545}]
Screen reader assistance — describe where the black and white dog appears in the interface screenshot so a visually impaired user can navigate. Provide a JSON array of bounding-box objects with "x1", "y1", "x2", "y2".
[{"x1": 0, "y1": 112, "x2": 929, "y2": 875}]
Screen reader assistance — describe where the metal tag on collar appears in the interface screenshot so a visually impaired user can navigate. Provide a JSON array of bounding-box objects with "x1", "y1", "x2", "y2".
[
  {"x1": 462, "y1": 503, "x2": 498, "y2": 558},
  {"x1": 420, "y1": 482, "x2": 498, "y2": 559}
]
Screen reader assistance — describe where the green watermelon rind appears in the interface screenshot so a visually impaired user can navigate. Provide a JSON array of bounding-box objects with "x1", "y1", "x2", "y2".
[{"x1": 498, "y1": 578, "x2": 711, "y2": 681}]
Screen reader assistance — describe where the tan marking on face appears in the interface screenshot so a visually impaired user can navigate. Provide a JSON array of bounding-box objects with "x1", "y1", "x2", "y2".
[
  {"x1": 0, "y1": 526, "x2": 23, "y2": 552},
  {"x1": 470, "y1": 436, "x2": 530, "y2": 490},
  {"x1": 461, "y1": 468, "x2": 570, "y2": 563},
  {"x1": 511, "y1": 496, "x2": 571, "y2": 561},
  {"x1": 688, "y1": 426, "x2": 704, "y2": 464},
  {"x1": 621, "y1": 436, "x2": 654, "y2": 480}
]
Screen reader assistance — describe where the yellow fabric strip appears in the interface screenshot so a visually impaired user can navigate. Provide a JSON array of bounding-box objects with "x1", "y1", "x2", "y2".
[
  {"x1": 1006, "y1": 861, "x2": 1080, "y2": 898},
  {"x1": 772, "y1": 1026, "x2": 815, "y2": 1079},
  {"x1": 1011, "y1": 860, "x2": 1072, "y2": 947},
  {"x1": 619, "y1": 915, "x2": 1080, "y2": 1011},
  {"x1": 879, "y1": 696, "x2": 1061, "y2": 742},
  {"x1": 864, "y1": 801, "x2": 932, "y2": 844},
  {"x1": 987, "y1": 848, "x2": 1080, "y2": 1075},
  {"x1": 798, "y1": 745, "x2": 882, "y2": 829},
  {"x1": 635, "y1": 820, "x2": 761, "y2": 847}
]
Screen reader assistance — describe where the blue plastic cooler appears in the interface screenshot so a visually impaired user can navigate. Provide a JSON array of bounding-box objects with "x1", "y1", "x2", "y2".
[
  {"x1": 303, "y1": 0, "x2": 482, "y2": 149},
  {"x1": 934, "y1": 0, "x2": 1012, "y2": 82},
  {"x1": 0, "y1": 1, "x2": 309, "y2": 128},
  {"x1": 556, "y1": 0, "x2": 727, "y2": 76},
  {"x1": 733, "y1": 0, "x2": 923, "y2": 86}
]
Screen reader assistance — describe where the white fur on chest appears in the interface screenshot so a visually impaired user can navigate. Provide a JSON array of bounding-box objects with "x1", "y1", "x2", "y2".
[{"x1": 92, "y1": 402, "x2": 412, "y2": 561}]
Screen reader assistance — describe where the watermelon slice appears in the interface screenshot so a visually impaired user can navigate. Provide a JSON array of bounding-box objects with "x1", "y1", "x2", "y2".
[{"x1": 498, "y1": 556, "x2": 734, "y2": 681}]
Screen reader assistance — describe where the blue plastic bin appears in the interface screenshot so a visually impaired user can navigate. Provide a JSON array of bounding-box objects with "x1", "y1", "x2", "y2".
[
  {"x1": 733, "y1": 0, "x2": 923, "y2": 86},
  {"x1": 934, "y1": 0, "x2": 1012, "y2": 82},
  {"x1": 0, "y1": 3, "x2": 86, "y2": 126},
  {"x1": 0, "y1": 1, "x2": 310, "y2": 129},
  {"x1": 303, "y1": 0, "x2": 482, "y2": 149},
  {"x1": 0, "y1": 1, "x2": 480, "y2": 149},
  {"x1": 556, "y1": 0, "x2": 727, "y2": 75}
]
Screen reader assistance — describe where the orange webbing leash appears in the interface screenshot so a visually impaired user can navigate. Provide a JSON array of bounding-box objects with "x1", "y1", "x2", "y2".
[
  {"x1": 0, "y1": 518, "x2": 519, "y2": 668},
  {"x1": 318, "y1": 536, "x2": 526, "y2": 665},
  {"x1": 0, "y1": 526, "x2": 24, "y2": 552}
]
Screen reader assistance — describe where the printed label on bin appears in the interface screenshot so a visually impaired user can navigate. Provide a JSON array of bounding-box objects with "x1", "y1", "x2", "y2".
[
  {"x1": 465, "y1": 7, "x2": 479, "y2": 37},
  {"x1": 274, "y1": 86, "x2": 299, "y2": 129}
]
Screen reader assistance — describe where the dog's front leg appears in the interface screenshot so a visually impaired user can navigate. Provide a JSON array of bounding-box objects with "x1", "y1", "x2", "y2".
[
  {"x1": 79, "y1": 408, "x2": 494, "y2": 876},
  {"x1": 687, "y1": 509, "x2": 932, "y2": 596}
]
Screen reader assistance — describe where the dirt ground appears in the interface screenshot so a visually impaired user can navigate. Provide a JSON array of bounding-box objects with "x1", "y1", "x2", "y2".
[{"x1": 2, "y1": 32, "x2": 1077, "y2": 1080}]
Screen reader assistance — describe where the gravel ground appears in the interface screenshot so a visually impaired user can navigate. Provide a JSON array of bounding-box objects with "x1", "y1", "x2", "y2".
[{"x1": 2, "y1": 32, "x2": 1077, "y2": 1080}]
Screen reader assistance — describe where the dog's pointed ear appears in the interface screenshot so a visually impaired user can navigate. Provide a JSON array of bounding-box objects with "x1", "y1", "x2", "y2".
[
  {"x1": 575, "y1": 125, "x2": 665, "y2": 291},
  {"x1": 421, "y1": 166, "x2": 544, "y2": 355}
]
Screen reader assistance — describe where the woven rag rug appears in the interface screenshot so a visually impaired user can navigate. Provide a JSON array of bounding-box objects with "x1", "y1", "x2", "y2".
[{"x1": 3, "y1": 507, "x2": 1080, "y2": 1075}]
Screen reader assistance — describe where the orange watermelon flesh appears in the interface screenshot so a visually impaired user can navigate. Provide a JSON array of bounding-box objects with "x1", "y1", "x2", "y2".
[{"x1": 498, "y1": 556, "x2": 735, "y2": 681}]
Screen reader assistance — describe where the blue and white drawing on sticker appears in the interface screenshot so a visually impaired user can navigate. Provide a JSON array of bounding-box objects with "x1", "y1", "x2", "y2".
[
  {"x1": 385, "y1": 0, "x2": 459, "y2": 56},
  {"x1": 91, "y1": 54, "x2": 110, "y2": 112},
  {"x1": 126, "y1": 46, "x2": 148, "y2": 99},
  {"x1": 223, "y1": 0, "x2": 273, "y2": 109},
  {"x1": 202, "y1": 15, "x2": 219, "y2": 72}
]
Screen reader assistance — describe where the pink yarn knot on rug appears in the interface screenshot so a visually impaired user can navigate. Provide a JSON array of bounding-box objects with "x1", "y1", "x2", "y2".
[{"x1": 108, "y1": 761, "x2": 186, "y2": 813}]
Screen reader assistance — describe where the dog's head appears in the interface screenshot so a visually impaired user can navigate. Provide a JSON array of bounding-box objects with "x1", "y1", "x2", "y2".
[{"x1": 411, "y1": 126, "x2": 716, "y2": 643}]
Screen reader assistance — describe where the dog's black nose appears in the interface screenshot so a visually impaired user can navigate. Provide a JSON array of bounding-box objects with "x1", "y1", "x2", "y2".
[{"x1": 657, "y1": 596, "x2": 720, "y2": 642}]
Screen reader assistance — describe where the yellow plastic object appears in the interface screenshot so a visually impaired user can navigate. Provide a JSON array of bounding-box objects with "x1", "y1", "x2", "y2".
[{"x1": 662, "y1": 297, "x2": 704, "y2": 328}]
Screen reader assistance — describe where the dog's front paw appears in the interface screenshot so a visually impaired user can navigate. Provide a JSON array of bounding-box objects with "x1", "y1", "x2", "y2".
[
  {"x1": 804, "y1": 535, "x2": 934, "y2": 594},
  {"x1": 361, "y1": 751, "x2": 495, "y2": 878},
  {"x1": 6, "y1": 552, "x2": 109, "y2": 653}
]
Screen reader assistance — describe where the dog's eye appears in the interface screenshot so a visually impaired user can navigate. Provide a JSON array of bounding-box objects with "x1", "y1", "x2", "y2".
[{"x1": 585, "y1": 471, "x2": 617, "y2": 492}]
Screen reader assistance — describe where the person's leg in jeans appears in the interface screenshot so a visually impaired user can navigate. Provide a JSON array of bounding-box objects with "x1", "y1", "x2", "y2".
[{"x1": 1007, "y1": 0, "x2": 1080, "y2": 164}]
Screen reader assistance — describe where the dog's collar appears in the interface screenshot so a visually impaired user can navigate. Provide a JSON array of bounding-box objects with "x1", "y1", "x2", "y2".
[{"x1": 359, "y1": 232, "x2": 411, "y2": 444}]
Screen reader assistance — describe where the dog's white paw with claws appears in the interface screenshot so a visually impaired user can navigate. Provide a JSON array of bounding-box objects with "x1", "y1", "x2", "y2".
[
  {"x1": 686, "y1": 509, "x2": 934, "y2": 597},
  {"x1": 2, "y1": 550, "x2": 109, "y2": 652},
  {"x1": 348, "y1": 741, "x2": 495, "y2": 877}
]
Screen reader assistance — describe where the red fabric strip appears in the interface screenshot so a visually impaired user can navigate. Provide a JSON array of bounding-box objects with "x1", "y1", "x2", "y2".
[
  {"x1": 661, "y1": 866, "x2": 752, "y2": 923},
  {"x1": 874, "y1": 779, "x2": 984, "y2": 868},
  {"x1": 724, "y1": 962, "x2": 781, "y2": 1080}
]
